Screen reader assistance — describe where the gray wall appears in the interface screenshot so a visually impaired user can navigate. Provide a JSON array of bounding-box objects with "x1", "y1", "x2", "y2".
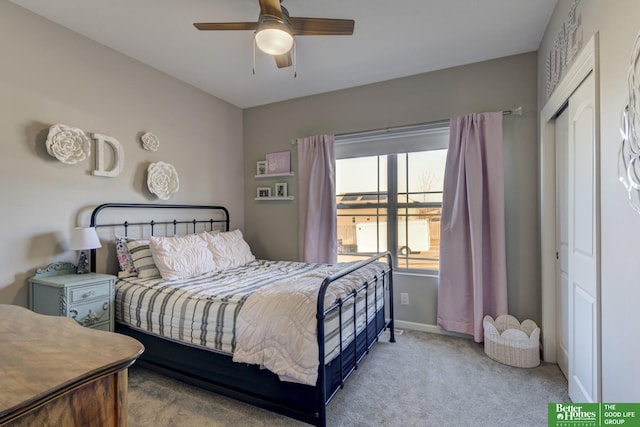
[
  {"x1": 538, "y1": 0, "x2": 640, "y2": 402},
  {"x1": 0, "y1": 2, "x2": 244, "y2": 307},
  {"x1": 244, "y1": 52, "x2": 540, "y2": 328}
]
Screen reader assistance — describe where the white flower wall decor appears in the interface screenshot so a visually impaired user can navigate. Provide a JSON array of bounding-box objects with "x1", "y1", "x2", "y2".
[
  {"x1": 45, "y1": 124, "x2": 91, "y2": 164},
  {"x1": 147, "y1": 161, "x2": 179, "y2": 200},
  {"x1": 141, "y1": 132, "x2": 160, "y2": 152}
]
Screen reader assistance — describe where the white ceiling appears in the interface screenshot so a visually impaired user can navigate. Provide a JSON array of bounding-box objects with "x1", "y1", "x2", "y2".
[{"x1": 10, "y1": 0, "x2": 557, "y2": 109}]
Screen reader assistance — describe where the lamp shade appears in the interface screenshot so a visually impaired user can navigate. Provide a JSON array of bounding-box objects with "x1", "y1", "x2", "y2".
[
  {"x1": 255, "y1": 17, "x2": 294, "y2": 55},
  {"x1": 69, "y1": 227, "x2": 102, "y2": 250}
]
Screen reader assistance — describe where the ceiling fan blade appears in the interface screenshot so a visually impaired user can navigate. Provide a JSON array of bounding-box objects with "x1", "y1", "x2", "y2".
[
  {"x1": 194, "y1": 22, "x2": 258, "y2": 31},
  {"x1": 259, "y1": 0, "x2": 283, "y2": 19},
  {"x1": 274, "y1": 53, "x2": 292, "y2": 68},
  {"x1": 289, "y1": 17, "x2": 354, "y2": 35}
]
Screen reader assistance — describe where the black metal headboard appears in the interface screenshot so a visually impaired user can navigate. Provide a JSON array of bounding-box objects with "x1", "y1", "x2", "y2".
[{"x1": 88, "y1": 203, "x2": 230, "y2": 273}]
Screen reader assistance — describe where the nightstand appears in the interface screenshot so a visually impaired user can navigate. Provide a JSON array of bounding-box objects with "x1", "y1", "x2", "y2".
[{"x1": 29, "y1": 262, "x2": 116, "y2": 331}]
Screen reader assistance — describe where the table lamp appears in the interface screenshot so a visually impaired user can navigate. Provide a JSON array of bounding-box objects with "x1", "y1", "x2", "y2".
[{"x1": 69, "y1": 227, "x2": 101, "y2": 274}]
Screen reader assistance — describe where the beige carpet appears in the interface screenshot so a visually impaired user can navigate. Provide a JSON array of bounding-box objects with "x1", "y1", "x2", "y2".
[{"x1": 128, "y1": 330, "x2": 569, "y2": 427}]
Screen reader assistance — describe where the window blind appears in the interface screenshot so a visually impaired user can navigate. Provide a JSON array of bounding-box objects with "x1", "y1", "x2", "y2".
[{"x1": 335, "y1": 122, "x2": 449, "y2": 159}]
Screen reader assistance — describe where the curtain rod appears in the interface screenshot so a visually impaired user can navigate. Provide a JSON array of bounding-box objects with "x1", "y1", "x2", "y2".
[
  {"x1": 334, "y1": 107, "x2": 523, "y2": 138},
  {"x1": 291, "y1": 107, "x2": 522, "y2": 143}
]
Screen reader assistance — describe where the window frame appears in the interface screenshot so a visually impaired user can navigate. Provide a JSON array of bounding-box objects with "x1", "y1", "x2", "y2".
[{"x1": 335, "y1": 123, "x2": 449, "y2": 274}]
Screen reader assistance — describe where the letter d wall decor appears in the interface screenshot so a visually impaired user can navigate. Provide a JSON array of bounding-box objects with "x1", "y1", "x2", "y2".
[{"x1": 92, "y1": 133, "x2": 124, "y2": 178}]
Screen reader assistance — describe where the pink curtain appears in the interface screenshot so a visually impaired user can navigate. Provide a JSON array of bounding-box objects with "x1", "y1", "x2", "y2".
[
  {"x1": 297, "y1": 134, "x2": 337, "y2": 263},
  {"x1": 437, "y1": 112, "x2": 508, "y2": 342}
]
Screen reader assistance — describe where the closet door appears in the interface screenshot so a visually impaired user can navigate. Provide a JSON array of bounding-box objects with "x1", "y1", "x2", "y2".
[{"x1": 567, "y1": 71, "x2": 600, "y2": 403}]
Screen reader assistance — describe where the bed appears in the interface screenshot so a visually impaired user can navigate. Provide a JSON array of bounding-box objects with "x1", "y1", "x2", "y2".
[{"x1": 89, "y1": 203, "x2": 395, "y2": 427}]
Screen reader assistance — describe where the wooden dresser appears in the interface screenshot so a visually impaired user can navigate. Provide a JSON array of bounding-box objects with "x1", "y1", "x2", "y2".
[{"x1": 0, "y1": 304, "x2": 144, "y2": 426}]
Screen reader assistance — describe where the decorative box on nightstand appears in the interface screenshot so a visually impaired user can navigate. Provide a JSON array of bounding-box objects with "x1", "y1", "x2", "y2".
[{"x1": 29, "y1": 261, "x2": 116, "y2": 331}]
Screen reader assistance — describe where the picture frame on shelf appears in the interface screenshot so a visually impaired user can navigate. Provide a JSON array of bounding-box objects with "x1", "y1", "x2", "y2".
[
  {"x1": 265, "y1": 151, "x2": 291, "y2": 174},
  {"x1": 256, "y1": 160, "x2": 267, "y2": 176},
  {"x1": 257, "y1": 187, "x2": 271, "y2": 198},
  {"x1": 275, "y1": 182, "x2": 288, "y2": 198}
]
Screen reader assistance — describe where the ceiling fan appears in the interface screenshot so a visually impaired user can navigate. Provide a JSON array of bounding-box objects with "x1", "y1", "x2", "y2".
[{"x1": 194, "y1": 0, "x2": 355, "y2": 69}]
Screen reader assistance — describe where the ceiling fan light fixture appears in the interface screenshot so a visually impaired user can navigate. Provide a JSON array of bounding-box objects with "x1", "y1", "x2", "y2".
[{"x1": 254, "y1": 16, "x2": 294, "y2": 56}]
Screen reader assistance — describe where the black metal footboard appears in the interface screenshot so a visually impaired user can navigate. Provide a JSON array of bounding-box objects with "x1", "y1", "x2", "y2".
[{"x1": 316, "y1": 252, "x2": 395, "y2": 427}]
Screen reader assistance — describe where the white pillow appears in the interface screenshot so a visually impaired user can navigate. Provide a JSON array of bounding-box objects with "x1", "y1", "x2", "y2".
[
  {"x1": 150, "y1": 234, "x2": 217, "y2": 280},
  {"x1": 201, "y1": 229, "x2": 255, "y2": 269},
  {"x1": 126, "y1": 240, "x2": 160, "y2": 278}
]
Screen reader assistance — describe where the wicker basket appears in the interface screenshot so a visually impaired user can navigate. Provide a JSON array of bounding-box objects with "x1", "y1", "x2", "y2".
[{"x1": 483, "y1": 314, "x2": 540, "y2": 368}]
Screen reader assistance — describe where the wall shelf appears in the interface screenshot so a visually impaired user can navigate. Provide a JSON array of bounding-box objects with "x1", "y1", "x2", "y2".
[
  {"x1": 254, "y1": 196, "x2": 295, "y2": 201},
  {"x1": 254, "y1": 172, "x2": 295, "y2": 179}
]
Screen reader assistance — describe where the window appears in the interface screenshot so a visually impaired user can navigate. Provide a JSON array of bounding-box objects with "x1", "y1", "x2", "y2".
[{"x1": 335, "y1": 124, "x2": 448, "y2": 272}]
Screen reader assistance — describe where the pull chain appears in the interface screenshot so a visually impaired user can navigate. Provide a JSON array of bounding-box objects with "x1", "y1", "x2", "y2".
[
  {"x1": 252, "y1": 35, "x2": 256, "y2": 75},
  {"x1": 293, "y1": 40, "x2": 297, "y2": 78}
]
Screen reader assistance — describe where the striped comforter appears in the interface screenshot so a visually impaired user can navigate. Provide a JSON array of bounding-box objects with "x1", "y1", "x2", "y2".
[{"x1": 115, "y1": 259, "x2": 388, "y2": 383}]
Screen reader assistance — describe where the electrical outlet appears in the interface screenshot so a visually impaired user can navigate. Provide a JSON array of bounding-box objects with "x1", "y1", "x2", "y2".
[{"x1": 400, "y1": 292, "x2": 409, "y2": 305}]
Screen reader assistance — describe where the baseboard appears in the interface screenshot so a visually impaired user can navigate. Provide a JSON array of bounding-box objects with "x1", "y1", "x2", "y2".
[{"x1": 394, "y1": 320, "x2": 472, "y2": 340}]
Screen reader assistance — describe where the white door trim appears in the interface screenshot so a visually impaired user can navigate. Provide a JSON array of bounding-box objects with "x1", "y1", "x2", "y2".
[
  {"x1": 555, "y1": 107, "x2": 569, "y2": 378},
  {"x1": 540, "y1": 33, "x2": 599, "y2": 363}
]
